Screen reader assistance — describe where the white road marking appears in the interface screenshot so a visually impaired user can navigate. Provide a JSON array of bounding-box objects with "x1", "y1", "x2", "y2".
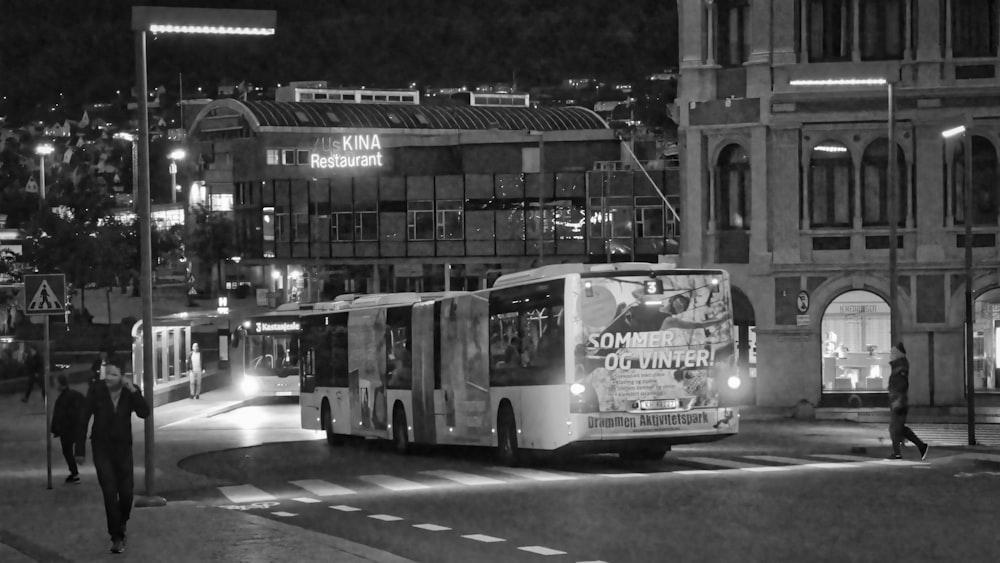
[
  {"x1": 743, "y1": 455, "x2": 817, "y2": 465},
  {"x1": 271, "y1": 511, "x2": 297, "y2": 517},
  {"x1": 218, "y1": 485, "x2": 276, "y2": 503},
  {"x1": 740, "y1": 465, "x2": 798, "y2": 473},
  {"x1": 673, "y1": 469, "x2": 715, "y2": 475},
  {"x1": 420, "y1": 470, "x2": 504, "y2": 486},
  {"x1": 810, "y1": 454, "x2": 875, "y2": 462},
  {"x1": 679, "y1": 457, "x2": 764, "y2": 469},
  {"x1": 289, "y1": 479, "x2": 357, "y2": 496},
  {"x1": 599, "y1": 473, "x2": 648, "y2": 478},
  {"x1": 291, "y1": 497, "x2": 321, "y2": 504},
  {"x1": 369, "y1": 514, "x2": 404, "y2": 521},
  {"x1": 329, "y1": 505, "x2": 362, "y2": 512},
  {"x1": 518, "y1": 546, "x2": 567, "y2": 556},
  {"x1": 413, "y1": 523, "x2": 452, "y2": 531},
  {"x1": 360, "y1": 474, "x2": 431, "y2": 491},
  {"x1": 490, "y1": 467, "x2": 577, "y2": 481},
  {"x1": 462, "y1": 534, "x2": 506, "y2": 543}
]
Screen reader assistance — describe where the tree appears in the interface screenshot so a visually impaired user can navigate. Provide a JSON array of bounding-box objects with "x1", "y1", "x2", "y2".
[{"x1": 186, "y1": 204, "x2": 235, "y2": 296}]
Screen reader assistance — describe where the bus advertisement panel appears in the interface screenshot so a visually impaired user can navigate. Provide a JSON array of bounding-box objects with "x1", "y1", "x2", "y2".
[{"x1": 573, "y1": 272, "x2": 737, "y2": 436}]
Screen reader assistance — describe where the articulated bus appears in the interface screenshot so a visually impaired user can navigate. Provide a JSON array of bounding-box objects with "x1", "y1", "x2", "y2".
[
  {"x1": 232, "y1": 298, "x2": 356, "y2": 398},
  {"x1": 299, "y1": 263, "x2": 738, "y2": 463}
]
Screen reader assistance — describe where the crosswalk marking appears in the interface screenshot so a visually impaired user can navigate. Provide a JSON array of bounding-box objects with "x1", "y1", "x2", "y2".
[
  {"x1": 462, "y1": 534, "x2": 506, "y2": 543},
  {"x1": 490, "y1": 467, "x2": 577, "y2": 481},
  {"x1": 518, "y1": 546, "x2": 567, "y2": 556},
  {"x1": 420, "y1": 470, "x2": 505, "y2": 486},
  {"x1": 292, "y1": 497, "x2": 321, "y2": 504},
  {"x1": 744, "y1": 455, "x2": 818, "y2": 465},
  {"x1": 271, "y1": 511, "x2": 297, "y2": 517},
  {"x1": 679, "y1": 457, "x2": 763, "y2": 469},
  {"x1": 414, "y1": 523, "x2": 452, "y2": 531},
  {"x1": 369, "y1": 514, "x2": 404, "y2": 521},
  {"x1": 810, "y1": 454, "x2": 875, "y2": 462},
  {"x1": 599, "y1": 473, "x2": 648, "y2": 478},
  {"x1": 218, "y1": 485, "x2": 276, "y2": 503},
  {"x1": 330, "y1": 505, "x2": 362, "y2": 512},
  {"x1": 360, "y1": 474, "x2": 431, "y2": 491},
  {"x1": 289, "y1": 479, "x2": 357, "y2": 496}
]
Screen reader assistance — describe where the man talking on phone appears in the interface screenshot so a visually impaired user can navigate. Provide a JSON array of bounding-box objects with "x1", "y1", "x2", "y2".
[{"x1": 82, "y1": 362, "x2": 149, "y2": 554}]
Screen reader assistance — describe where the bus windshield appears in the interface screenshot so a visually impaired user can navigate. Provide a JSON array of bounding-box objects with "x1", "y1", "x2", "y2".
[
  {"x1": 245, "y1": 333, "x2": 300, "y2": 378},
  {"x1": 576, "y1": 272, "x2": 734, "y2": 412}
]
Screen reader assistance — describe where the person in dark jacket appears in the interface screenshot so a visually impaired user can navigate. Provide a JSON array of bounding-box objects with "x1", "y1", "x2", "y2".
[
  {"x1": 20, "y1": 346, "x2": 45, "y2": 403},
  {"x1": 887, "y1": 342, "x2": 929, "y2": 460},
  {"x1": 51, "y1": 373, "x2": 86, "y2": 483},
  {"x1": 82, "y1": 362, "x2": 149, "y2": 555}
]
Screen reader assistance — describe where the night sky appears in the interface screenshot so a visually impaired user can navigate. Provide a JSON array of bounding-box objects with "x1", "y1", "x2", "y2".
[{"x1": 0, "y1": 0, "x2": 678, "y2": 123}]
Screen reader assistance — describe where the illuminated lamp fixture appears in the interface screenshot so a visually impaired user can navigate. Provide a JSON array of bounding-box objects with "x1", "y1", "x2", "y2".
[{"x1": 813, "y1": 145, "x2": 848, "y2": 153}]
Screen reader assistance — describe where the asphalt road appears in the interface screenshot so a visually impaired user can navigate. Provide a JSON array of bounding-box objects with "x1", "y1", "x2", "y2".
[{"x1": 159, "y1": 404, "x2": 1000, "y2": 563}]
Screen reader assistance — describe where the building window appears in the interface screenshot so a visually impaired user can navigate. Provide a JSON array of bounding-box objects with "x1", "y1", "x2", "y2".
[
  {"x1": 209, "y1": 193, "x2": 234, "y2": 212},
  {"x1": 861, "y1": 139, "x2": 908, "y2": 226},
  {"x1": 266, "y1": 149, "x2": 280, "y2": 165},
  {"x1": 717, "y1": 0, "x2": 750, "y2": 67},
  {"x1": 809, "y1": 142, "x2": 853, "y2": 228},
  {"x1": 952, "y1": 0, "x2": 998, "y2": 58},
  {"x1": 262, "y1": 207, "x2": 275, "y2": 241},
  {"x1": 282, "y1": 149, "x2": 296, "y2": 165},
  {"x1": 949, "y1": 136, "x2": 999, "y2": 225},
  {"x1": 293, "y1": 213, "x2": 309, "y2": 242},
  {"x1": 311, "y1": 205, "x2": 330, "y2": 242},
  {"x1": 275, "y1": 208, "x2": 290, "y2": 242},
  {"x1": 355, "y1": 211, "x2": 378, "y2": 241},
  {"x1": 331, "y1": 212, "x2": 353, "y2": 241},
  {"x1": 717, "y1": 144, "x2": 750, "y2": 230},
  {"x1": 408, "y1": 200, "x2": 435, "y2": 241},
  {"x1": 860, "y1": 0, "x2": 904, "y2": 60},
  {"x1": 809, "y1": 0, "x2": 852, "y2": 61},
  {"x1": 608, "y1": 197, "x2": 633, "y2": 238},
  {"x1": 436, "y1": 200, "x2": 464, "y2": 240},
  {"x1": 635, "y1": 197, "x2": 664, "y2": 238},
  {"x1": 297, "y1": 150, "x2": 309, "y2": 165}
]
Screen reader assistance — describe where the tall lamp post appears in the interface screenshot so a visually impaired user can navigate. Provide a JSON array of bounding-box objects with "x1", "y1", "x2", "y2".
[
  {"x1": 789, "y1": 78, "x2": 899, "y2": 345},
  {"x1": 35, "y1": 144, "x2": 54, "y2": 210},
  {"x1": 131, "y1": 6, "x2": 275, "y2": 506},
  {"x1": 167, "y1": 148, "x2": 186, "y2": 204},
  {"x1": 942, "y1": 121, "x2": 977, "y2": 446}
]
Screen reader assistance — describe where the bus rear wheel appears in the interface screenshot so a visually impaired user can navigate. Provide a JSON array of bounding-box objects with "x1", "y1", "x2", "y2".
[
  {"x1": 392, "y1": 407, "x2": 410, "y2": 455},
  {"x1": 322, "y1": 404, "x2": 344, "y2": 446},
  {"x1": 496, "y1": 407, "x2": 520, "y2": 466}
]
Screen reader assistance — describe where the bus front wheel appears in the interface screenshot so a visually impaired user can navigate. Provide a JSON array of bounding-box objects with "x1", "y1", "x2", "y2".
[
  {"x1": 392, "y1": 406, "x2": 410, "y2": 455},
  {"x1": 496, "y1": 407, "x2": 520, "y2": 466},
  {"x1": 322, "y1": 404, "x2": 345, "y2": 446}
]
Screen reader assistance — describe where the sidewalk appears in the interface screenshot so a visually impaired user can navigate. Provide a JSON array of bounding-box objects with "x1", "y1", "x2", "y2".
[{"x1": 0, "y1": 380, "x2": 416, "y2": 563}]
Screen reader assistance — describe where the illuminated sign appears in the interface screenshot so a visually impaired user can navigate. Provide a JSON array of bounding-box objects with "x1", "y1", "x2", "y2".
[
  {"x1": 311, "y1": 134, "x2": 383, "y2": 169},
  {"x1": 255, "y1": 321, "x2": 300, "y2": 333}
]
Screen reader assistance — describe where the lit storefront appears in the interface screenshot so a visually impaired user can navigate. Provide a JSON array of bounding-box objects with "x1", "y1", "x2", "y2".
[{"x1": 186, "y1": 90, "x2": 680, "y2": 303}]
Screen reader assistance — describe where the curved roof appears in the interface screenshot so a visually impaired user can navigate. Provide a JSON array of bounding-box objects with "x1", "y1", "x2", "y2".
[{"x1": 224, "y1": 100, "x2": 608, "y2": 132}]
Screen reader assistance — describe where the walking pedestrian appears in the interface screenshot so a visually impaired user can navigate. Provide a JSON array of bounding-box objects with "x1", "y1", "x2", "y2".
[
  {"x1": 51, "y1": 373, "x2": 86, "y2": 483},
  {"x1": 187, "y1": 342, "x2": 204, "y2": 399},
  {"x1": 90, "y1": 350, "x2": 109, "y2": 386},
  {"x1": 20, "y1": 346, "x2": 45, "y2": 403},
  {"x1": 887, "y1": 342, "x2": 929, "y2": 460},
  {"x1": 82, "y1": 362, "x2": 149, "y2": 554}
]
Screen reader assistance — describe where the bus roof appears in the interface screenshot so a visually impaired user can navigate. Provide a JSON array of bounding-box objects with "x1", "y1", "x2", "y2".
[{"x1": 492, "y1": 262, "x2": 696, "y2": 288}]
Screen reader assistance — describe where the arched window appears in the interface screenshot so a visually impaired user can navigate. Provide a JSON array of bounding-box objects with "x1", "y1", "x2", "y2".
[
  {"x1": 809, "y1": 142, "x2": 852, "y2": 227},
  {"x1": 717, "y1": 0, "x2": 750, "y2": 67},
  {"x1": 860, "y1": 0, "x2": 904, "y2": 60},
  {"x1": 950, "y1": 136, "x2": 999, "y2": 225},
  {"x1": 861, "y1": 139, "x2": 908, "y2": 227},
  {"x1": 717, "y1": 144, "x2": 750, "y2": 230}
]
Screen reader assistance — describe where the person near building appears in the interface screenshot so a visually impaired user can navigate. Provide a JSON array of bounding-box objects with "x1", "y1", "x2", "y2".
[
  {"x1": 187, "y1": 342, "x2": 204, "y2": 399},
  {"x1": 20, "y1": 345, "x2": 45, "y2": 403},
  {"x1": 51, "y1": 373, "x2": 86, "y2": 483},
  {"x1": 887, "y1": 342, "x2": 929, "y2": 461},
  {"x1": 82, "y1": 362, "x2": 149, "y2": 554}
]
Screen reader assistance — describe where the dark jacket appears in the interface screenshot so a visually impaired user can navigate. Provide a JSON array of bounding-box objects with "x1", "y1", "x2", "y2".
[
  {"x1": 51, "y1": 387, "x2": 86, "y2": 438},
  {"x1": 82, "y1": 383, "x2": 149, "y2": 446},
  {"x1": 887, "y1": 356, "x2": 910, "y2": 409}
]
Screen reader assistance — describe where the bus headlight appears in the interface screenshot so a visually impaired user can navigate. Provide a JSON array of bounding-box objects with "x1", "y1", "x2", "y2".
[
  {"x1": 727, "y1": 375, "x2": 742, "y2": 390},
  {"x1": 241, "y1": 377, "x2": 259, "y2": 396},
  {"x1": 570, "y1": 383, "x2": 586, "y2": 396}
]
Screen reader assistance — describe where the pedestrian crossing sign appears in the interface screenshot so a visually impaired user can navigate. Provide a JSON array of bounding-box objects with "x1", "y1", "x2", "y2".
[{"x1": 24, "y1": 274, "x2": 66, "y2": 315}]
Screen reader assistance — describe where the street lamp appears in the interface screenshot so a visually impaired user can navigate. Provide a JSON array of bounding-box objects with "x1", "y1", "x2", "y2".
[
  {"x1": 167, "y1": 148, "x2": 186, "y2": 204},
  {"x1": 942, "y1": 121, "x2": 976, "y2": 446},
  {"x1": 34, "y1": 144, "x2": 54, "y2": 210},
  {"x1": 789, "y1": 77, "x2": 899, "y2": 345},
  {"x1": 131, "y1": 6, "x2": 275, "y2": 507}
]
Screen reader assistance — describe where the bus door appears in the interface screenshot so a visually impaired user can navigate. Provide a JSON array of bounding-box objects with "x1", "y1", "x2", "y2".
[
  {"x1": 348, "y1": 308, "x2": 389, "y2": 435},
  {"x1": 410, "y1": 302, "x2": 436, "y2": 444},
  {"x1": 437, "y1": 293, "x2": 491, "y2": 445}
]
